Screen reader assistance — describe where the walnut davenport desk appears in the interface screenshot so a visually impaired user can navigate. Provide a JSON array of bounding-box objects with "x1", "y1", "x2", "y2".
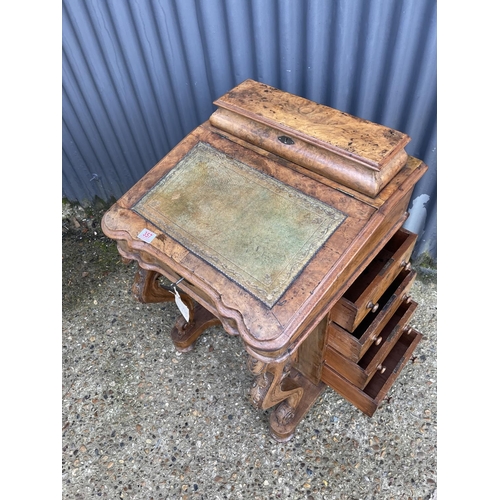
[{"x1": 102, "y1": 80, "x2": 428, "y2": 442}]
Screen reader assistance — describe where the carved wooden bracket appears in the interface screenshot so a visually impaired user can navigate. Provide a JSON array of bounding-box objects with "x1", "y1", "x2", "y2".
[
  {"x1": 131, "y1": 266, "x2": 193, "y2": 307},
  {"x1": 248, "y1": 357, "x2": 299, "y2": 408},
  {"x1": 248, "y1": 355, "x2": 303, "y2": 421},
  {"x1": 131, "y1": 265, "x2": 221, "y2": 352},
  {"x1": 247, "y1": 353, "x2": 326, "y2": 442},
  {"x1": 170, "y1": 302, "x2": 222, "y2": 352}
]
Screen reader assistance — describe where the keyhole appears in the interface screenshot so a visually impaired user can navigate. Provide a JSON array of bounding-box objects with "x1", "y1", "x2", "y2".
[{"x1": 278, "y1": 135, "x2": 295, "y2": 145}]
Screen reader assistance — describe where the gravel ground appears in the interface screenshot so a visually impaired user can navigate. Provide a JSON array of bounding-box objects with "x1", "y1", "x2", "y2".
[{"x1": 62, "y1": 204, "x2": 437, "y2": 500}]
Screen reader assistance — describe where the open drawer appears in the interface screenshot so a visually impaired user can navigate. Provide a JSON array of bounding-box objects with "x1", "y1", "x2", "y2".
[
  {"x1": 327, "y1": 268, "x2": 417, "y2": 362},
  {"x1": 324, "y1": 298, "x2": 418, "y2": 389},
  {"x1": 329, "y1": 228, "x2": 417, "y2": 333},
  {"x1": 321, "y1": 327, "x2": 422, "y2": 417}
]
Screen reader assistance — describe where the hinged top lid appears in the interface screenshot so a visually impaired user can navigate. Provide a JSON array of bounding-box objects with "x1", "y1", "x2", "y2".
[{"x1": 213, "y1": 79, "x2": 410, "y2": 171}]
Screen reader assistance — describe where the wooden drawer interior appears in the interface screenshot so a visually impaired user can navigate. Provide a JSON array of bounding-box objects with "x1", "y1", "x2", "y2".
[
  {"x1": 327, "y1": 268, "x2": 416, "y2": 362},
  {"x1": 321, "y1": 327, "x2": 422, "y2": 416},
  {"x1": 358, "y1": 299, "x2": 417, "y2": 373},
  {"x1": 329, "y1": 228, "x2": 417, "y2": 332},
  {"x1": 324, "y1": 298, "x2": 418, "y2": 389}
]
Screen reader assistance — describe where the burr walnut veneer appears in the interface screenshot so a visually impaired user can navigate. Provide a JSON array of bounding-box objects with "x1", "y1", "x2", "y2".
[{"x1": 101, "y1": 80, "x2": 428, "y2": 441}]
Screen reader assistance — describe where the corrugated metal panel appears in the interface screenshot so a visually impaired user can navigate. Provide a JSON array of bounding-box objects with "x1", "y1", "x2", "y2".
[{"x1": 62, "y1": 0, "x2": 436, "y2": 261}]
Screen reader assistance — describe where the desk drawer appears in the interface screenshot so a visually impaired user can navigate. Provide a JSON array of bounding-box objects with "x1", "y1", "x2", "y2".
[
  {"x1": 327, "y1": 268, "x2": 417, "y2": 362},
  {"x1": 324, "y1": 298, "x2": 418, "y2": 389},
  {"x1": 329, "y1": 228, "x2": 417, "y2": 332},
  {"x1": 321, "y1": 327, "x2": 422, "y2": 416}
]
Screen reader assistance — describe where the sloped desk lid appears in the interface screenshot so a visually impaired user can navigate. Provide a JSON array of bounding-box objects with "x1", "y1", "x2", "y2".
[
  {"x1": 102, "y1": 120, "x2": 427, "y2": 352},
  {"x1": 132, "y1": 141, "x2": 346, "y2": 307}
]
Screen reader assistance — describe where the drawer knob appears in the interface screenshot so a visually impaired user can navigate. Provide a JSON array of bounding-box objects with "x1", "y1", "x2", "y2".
[
  {"x1": 402, "y1": 293, "x2": 412, "y2": 304},
  {"x1": 375, "y1": 336, "x2": 383, "y2": 345},
  {"x1": 400, "y1": 260, "x2": 412, "y2": 271},
  {"x1": 377, "y1": 364, "x2": 386, "y2": 374},
  {"x1": 404, "y1": 326, "x2": 413, "y2": 335},
  {"x1": 367, "y1": 301, "x2": 379, "y2": 313}
]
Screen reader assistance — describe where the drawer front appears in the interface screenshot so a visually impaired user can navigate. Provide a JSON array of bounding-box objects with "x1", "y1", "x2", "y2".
[
  {"x1": 357, "y1": 298, "x2": 417, "y2": 384},
  {"x1": 327, "y1": 268, "x2": 417, "y2": 362},
  {"x1": 329, "y1": 228, "x2": 417, "y2": 332},
  {"x1": 321, "y1": 327, "x2": 423, "y2": 416},
  {"x1": 324, "y1": 299, "x2": 418, "y2": 389}
]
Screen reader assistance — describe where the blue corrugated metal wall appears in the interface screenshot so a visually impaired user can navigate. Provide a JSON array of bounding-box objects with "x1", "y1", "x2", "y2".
[{"x1": 62, "y1": 0, "x2": 437, "y2": 261}]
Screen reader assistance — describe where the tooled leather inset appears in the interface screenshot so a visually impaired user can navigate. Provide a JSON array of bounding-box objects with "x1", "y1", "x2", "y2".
[{"x1": 132, "y1": 142, "x2": 345, "y2": 307}]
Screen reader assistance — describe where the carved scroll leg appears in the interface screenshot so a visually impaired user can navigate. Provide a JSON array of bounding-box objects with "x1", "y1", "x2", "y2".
[
  {"x1": 248, "y1": 356, "x2": 326, "y2": 442},
  {"x1": 131, "y1": 265, "x2": 221, "y2": 352},
  {"x1": 248, "y1": 357, "x2": 304, "y2": 442},
  {"x1": 269, "y1": 369, "x2": 326, "y2": 442}
]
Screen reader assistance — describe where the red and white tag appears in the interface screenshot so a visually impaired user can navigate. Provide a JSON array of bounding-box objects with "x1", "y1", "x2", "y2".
[{"x1": 138, "y1": 228, "x2": 157, "y2": 243}]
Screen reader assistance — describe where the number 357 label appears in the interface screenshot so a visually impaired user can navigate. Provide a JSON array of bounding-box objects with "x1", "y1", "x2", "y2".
[{"x1": 138, "y1": 228, "x2": 157, "y2": 243}]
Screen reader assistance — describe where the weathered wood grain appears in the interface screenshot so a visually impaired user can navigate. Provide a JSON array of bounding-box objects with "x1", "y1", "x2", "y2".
[{"x1": 211, "y1": 79, "x2": 411, "y2": 196}]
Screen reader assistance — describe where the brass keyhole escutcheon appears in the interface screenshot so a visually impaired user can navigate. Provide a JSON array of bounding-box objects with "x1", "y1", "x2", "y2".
[{"x1": 278, "y1": 135, "x2": 295, "y2": 145}]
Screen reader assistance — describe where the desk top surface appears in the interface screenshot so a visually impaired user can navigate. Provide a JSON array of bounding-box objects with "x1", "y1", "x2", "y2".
[{"x1": 102, "y1": 122, "x2": 426, "y2": 357}]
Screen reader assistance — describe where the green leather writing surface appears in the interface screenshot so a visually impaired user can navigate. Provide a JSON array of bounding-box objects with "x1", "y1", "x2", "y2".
[{"x1": 133, "y1": 142, "x2": 345, "y2": 307}]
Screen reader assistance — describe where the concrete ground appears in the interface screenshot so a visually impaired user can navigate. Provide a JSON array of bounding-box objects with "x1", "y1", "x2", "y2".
[{"x1": 62, "y1": 205, "x2": 437, "y2": 500}]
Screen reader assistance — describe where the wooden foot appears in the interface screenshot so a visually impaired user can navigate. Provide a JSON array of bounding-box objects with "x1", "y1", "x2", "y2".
[
  {"x1": 248, "y1": 356, "x2": 324, "y2": 441},
  {"x1": 171, "y1": 303, "x2": 221, "y2": 352}
]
